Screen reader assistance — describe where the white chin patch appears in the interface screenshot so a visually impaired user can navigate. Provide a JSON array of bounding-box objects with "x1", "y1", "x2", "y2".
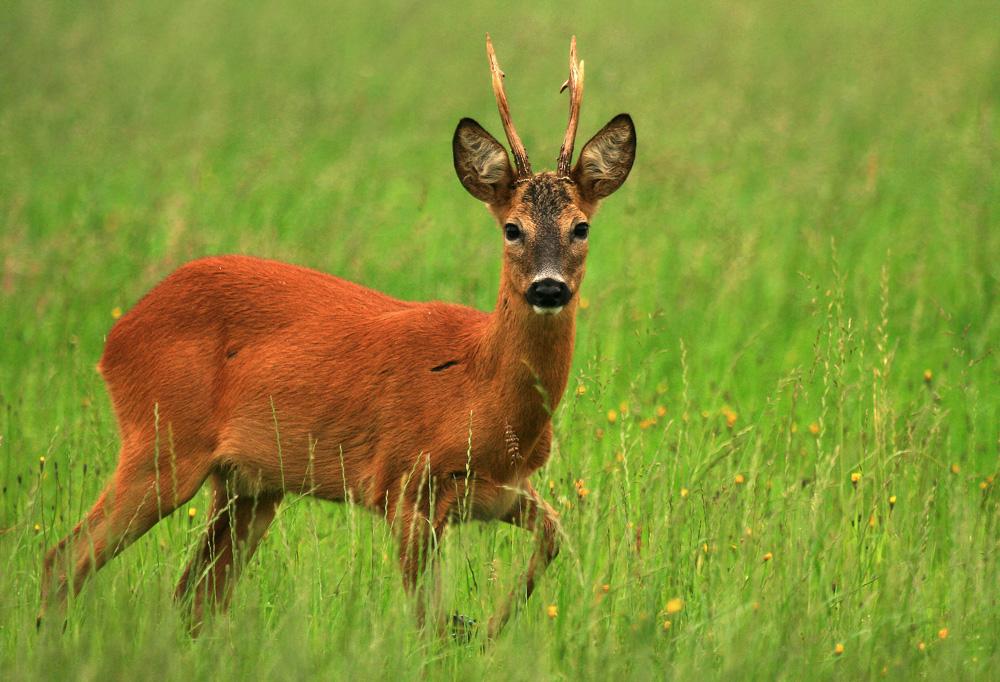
[{"x1": 532, "y1": 305, "x2": 564, "y2": 316}]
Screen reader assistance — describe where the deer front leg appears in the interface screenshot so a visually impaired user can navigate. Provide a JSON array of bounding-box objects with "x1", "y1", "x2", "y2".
[
  {"x1": 487, "y1": 480, "x2": 561, "y2": 639},
  {"x1": 396, "y1": 487, "x2": 457, "y2": 635}
]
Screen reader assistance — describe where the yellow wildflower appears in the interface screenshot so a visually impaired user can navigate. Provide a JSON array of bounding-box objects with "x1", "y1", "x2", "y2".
[
  {"x1": 665, "y1": 597, "x2": 684, "y2": 614},
  {"x1": 762, "y1": 551, "x2": 773, "y2": 562},
  {"x1": 606, "y1": 409, "x2": 618, "y2": 424},
  {"x1": 546, "y1": 604, "x2": 558, "y2": 619},
  {"x1": 834, "y1": 643, "x2": 845, "y2": 656},
  {"x1": 734, "y1": 473, "x2": 746, "y2": 485},
  {"x1": 938, "y1": 628, "x2": 949, "y2": 640}
]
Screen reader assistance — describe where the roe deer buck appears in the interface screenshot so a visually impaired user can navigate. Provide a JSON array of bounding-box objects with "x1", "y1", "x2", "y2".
[{"x1": 40, "y1": 35, "x2": 636, "y2": 638}]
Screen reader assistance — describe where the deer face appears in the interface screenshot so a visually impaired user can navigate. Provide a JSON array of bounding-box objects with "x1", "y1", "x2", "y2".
[{"x1": 453, "y1": 114, "x2": 636, "y2": 315}]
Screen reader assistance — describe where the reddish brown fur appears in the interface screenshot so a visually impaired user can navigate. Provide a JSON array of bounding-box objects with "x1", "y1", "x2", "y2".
[{"x1": 40, "y1": 38, "x2": 636, "y2": 638}]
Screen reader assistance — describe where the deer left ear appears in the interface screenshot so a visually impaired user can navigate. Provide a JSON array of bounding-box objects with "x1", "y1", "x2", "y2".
[{"x1": 573, "y1": 114, "x2": 636, "y2": 202}]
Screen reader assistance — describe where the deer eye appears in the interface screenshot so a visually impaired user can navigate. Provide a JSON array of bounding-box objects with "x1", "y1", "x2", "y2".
[
  {"x1": 504, "y1": 223, "x2": 523, "y2": 241},
  {"x1": 572, "y1": 222, "x2": 590, "y2": 240}
]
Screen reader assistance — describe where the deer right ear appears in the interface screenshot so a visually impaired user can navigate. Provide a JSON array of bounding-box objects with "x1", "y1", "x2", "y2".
[{"x1": 453, "y1": 118, "x2": 515, "y2": 207}]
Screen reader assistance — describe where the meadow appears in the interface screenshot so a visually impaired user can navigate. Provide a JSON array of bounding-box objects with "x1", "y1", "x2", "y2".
[{"x1": 1, "y1": 0, "x2": 997, "y2": 679}]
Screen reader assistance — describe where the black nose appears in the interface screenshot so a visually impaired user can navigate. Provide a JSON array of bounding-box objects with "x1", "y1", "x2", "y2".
[{"x1": 526, "y1": 278, "x2": 571, "y2": 308}]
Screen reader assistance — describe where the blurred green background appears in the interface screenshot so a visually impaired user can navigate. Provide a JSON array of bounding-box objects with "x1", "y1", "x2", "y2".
[{"x1": 1, "y1": 1, "x2": 997, "y2": 679}]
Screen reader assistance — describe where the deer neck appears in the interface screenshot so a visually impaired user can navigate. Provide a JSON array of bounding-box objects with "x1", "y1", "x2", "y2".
[{"x1": 474, "y1": 276, "x2": 577, "y2": 439}]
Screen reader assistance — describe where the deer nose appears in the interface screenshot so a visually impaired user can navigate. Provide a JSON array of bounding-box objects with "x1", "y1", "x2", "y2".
[{"x1": 526, "y1": 278, "x2": 571, "y2": 309}]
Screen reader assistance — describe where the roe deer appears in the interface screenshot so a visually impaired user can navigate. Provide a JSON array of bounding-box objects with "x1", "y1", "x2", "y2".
[{"x1": 40, "y1": 35, "x2": 636, "y2": 638}]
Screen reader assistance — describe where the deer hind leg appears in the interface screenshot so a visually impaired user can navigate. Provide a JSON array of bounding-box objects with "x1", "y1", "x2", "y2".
[
  {"x1": 487, "y1": 480, "x2": 561, "y2": 640},
  {"x1": 38, "y1": 439, "x2": 210, "y2": 626},
  {"x1": 175, "y1": 472, "x2": 281, "y2": 633}
]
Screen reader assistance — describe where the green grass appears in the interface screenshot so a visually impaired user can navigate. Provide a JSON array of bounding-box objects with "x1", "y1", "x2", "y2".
[{"x1": 2, "y1": 0, "x2": 998, "y2": 679}]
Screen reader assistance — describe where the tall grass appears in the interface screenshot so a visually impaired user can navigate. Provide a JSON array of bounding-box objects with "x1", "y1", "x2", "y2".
[{"x1": 1, "y1": 0, "x2": 997, "y2": 679}]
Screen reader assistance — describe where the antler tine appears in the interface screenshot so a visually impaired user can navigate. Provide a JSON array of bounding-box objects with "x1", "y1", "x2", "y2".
[
  {"x1": 556, "y1": 36, "x2": 585, "y2": 178},
  {"x1": 486, "y1": 34, "x2": 532, "y2": 178}
]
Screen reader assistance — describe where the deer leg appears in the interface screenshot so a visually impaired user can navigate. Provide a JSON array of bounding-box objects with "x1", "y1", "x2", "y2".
[
  {"x1": 397, "y1": 487, "x2": 457, "y2": 635},
  {"x1": 39, "y1": 444, "x2": 209, "y2": 626},
  {"x1": 487, "y1": 480, "x2": 561, "y2": 639},
  {"x1": 175, "y1": 475, "x2": 281, "y2": 634}
]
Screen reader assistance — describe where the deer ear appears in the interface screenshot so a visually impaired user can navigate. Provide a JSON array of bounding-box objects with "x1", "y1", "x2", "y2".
[
  {"x1": 453, "y1": 118, "x2": 515, "y2": 207},
  {"x1": 572, "y1": 114, "x2": 636, "y2": 202}
]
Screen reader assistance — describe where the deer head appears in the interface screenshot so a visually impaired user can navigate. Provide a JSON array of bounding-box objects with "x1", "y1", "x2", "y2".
[{"x1": 453, "y1": 36, "x2": 636, "y2": 316}]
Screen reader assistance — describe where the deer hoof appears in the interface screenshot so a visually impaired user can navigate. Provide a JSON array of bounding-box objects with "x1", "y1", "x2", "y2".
[{"x1": 449, "y1": 613, "x2": 478, "y2": 642}]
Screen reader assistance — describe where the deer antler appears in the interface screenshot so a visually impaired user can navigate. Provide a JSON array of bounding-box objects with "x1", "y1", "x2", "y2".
[
  {"x1": 486, "y1": 34, "x2": 532, "y2": 179},
  {"x1": 556, "y1": 36, "x2": 585, "y2": 178}
]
